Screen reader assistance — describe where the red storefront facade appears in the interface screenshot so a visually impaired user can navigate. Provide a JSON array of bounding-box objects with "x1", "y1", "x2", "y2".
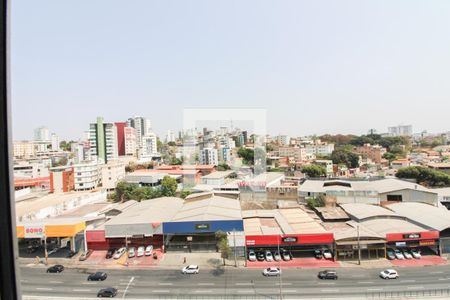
[
  {"x1": 86, "y1": 229, "x2": 163, "y2": 251},
  {"x1": 386, "y1": 231, "x2": 440, "y2": 254}
]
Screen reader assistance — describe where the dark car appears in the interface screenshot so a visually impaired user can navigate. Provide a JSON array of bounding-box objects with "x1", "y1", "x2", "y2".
[
  {"x1": 105, "y1": 248, "x2": 116, "y2": 259},
  {"x1": 318, "y1": 270, "x2": 338, "y2": 280},
  {"x1": 314, "y1": 249, "x2": 323, "y2": 259},
  {"x1": 97, "y1": 287, "x2": 117, "y2": 298},
  {"x1": 88, "y1": 272, "x2": 107, "y2": 281},
  {"x1": 256, "y1": 252, "x2": 265, "y2": 261},
  {"x1": 67, "y1": 250, "x2": 77, "y2": 258},
  {"x1": 46, "y1": 265, "x2": 64, "y2": 273}
]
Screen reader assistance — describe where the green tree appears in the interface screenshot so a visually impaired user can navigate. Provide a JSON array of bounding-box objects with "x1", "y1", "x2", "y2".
[
  {"x1": 383, "y1": 152, "x2": 397, "y2": 161},
  {"x1": 160, "y1": 176, "x2": 177, "y2": 196},
  {"x1": 301, "y1": 165, "x2": 326, "y2": 178},
  {"x1": 217, "y1": 163, "x2": 231, "y2": 171},
  {"x1": 179, "y1": 190, "x2": 192, "y2": 199},
  {"x1": 306, "y1": 194, "x2": 326, "y2": 210},
  {"x1": 215, "y1": 231, "x2": 231, "y2": 266},
  {"x1": 167, "y1": 141, "x2": 176, "y2": 146},
  {"x1": 330, "y1": 149, "x2": 359, "y2": 168},
  {"x1": 114, "y1": 181, "x2": 139, "y2": 202},
  {"x1": 237, "y1": 147, "x2": 254, "y2": 165},
  {"x1": 396, "y1": 166, "x2": 450, "y2": 187}
]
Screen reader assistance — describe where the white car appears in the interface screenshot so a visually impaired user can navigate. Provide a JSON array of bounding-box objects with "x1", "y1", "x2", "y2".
[
  {"x1": 394, "y1": 249, "x2": 405, "y2": 260},
  {"x1": 265, "y1": 250, "x2": 273, "y2": 262},
  {"x1": 113, "y1": 247, "x2": 126, "y2": 259},
  {"x1": 128, "y1": 247, "x2": 136, "y2": 258},
  {"x1": 411, "y1": 249, "x2": 421, "y2": 259},
  {"x1": 145, "y1": 245, "x2": 153, "y2": 256},
  {"x1": 322, "y1": 249, "x2": 333, "y2": 259},
  {"x1": 137, "y1": 246, "x2": 145, "y2": 257},
  {"x1": 263, "y1": 267, "x2": 281, "y2": 277},
  {"x1": 273, "y1": 251, "x2": 281, "y2": 261},
  {"x1": 248, "y1": 251, "x2": 257, "y2": 262},
  {"x1": 182, "y1": 265, "x2": 199, "y2": 274},
  {"x1": 281, "y1": 251, "x2": 292, "y2": 261},
  {"x1": 402, "y1": 249, "x2": 412, "y2": 259},
  {"x1": 380, "y1": 269, "x2": 399, "y2": 280}
]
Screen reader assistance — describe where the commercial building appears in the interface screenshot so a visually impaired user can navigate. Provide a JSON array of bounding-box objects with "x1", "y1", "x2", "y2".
[
  {"x1": 200, "y1": 171, "x2": 236, "y2": 187},
  {"x1": 299, "y1": 178, "x2": 438, "y2": 206},
  {"x1": 239, "y1": 172, "x2": 286, "y2": 203},
  {"x1": 73, "y1": 161, "x2": 101, "y2": 191},
  {"x1": 243, "y1": 208, "x2": 334, "y2": 258}
]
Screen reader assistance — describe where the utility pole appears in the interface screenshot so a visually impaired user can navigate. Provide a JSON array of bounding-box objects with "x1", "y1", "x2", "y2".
[
  {"x1": 44, "y1": 232, "x2": 48, "y2": 265},
  {"x1": 233, "y1": 229, "x2": 237, "y2": 267},
  {"x1": 278, "y1": 236, "x2": 283, "y2": 300},
  {"x1": 357, "y1": 224, "x2": 361, "y2": 265}
]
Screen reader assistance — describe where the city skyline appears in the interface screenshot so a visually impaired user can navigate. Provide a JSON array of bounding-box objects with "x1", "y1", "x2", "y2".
[{"x1": 11, "y1": 0, "x2": 450, "y2": 140}]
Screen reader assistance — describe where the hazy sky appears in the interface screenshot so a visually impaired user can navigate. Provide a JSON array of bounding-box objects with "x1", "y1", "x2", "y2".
[{"x1": 11, "y1": 0, "x2": 450, "y2": 140}]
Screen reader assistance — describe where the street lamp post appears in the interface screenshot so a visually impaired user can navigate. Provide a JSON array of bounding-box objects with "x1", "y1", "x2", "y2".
[
  {"x1": 357, "y1": 224, "x2": 361, "y2": 265},
  {"x1": 278, "y1": 236, "x2": 283, "y2": 300}
]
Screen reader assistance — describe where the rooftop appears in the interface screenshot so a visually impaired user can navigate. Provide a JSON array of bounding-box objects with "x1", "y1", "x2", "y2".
[
  {"x1": 201, "y1": 171, "x2": 235, "y2": 180},
  {"x1": 340, "y1": 203, "x2": 398, "y2": 221},
  {"x1": 386, "y1": 202, "x2": 450, "y2": 231}
]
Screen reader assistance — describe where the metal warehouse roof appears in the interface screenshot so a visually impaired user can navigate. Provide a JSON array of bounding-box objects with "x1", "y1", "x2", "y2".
[
  {"x1": 299, "y1": 178, "x2": 435, "y2": 195},
  {"x1": 360, "y1": 218, "x2": 427, "y2": 236},
  {"x1": 201, "y1": 171, "x2": 235, "y2": 180},
  {"x1": 170, "y1": 195, "x2": 242, "y2": 222},
  {"x1": 333, "y1": 221, "x2": 384, "y2": 242},
  {"x1": 340, "y1": 203, "x2": 398, "y2": 221},
  {"x1": 105, "y1": 197, "x2": 184, "y2": 226},
  {"x1": 243, "y1": 208, "x2": 327, "y2": 236},
  {"x1": 387, "y1": 202, "x2": 450, "y2": 231}
]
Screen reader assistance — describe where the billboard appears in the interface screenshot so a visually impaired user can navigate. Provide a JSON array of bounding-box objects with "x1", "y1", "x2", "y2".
[{"x1": 24, "y1": 224, "x2": 45, "y2": 239}]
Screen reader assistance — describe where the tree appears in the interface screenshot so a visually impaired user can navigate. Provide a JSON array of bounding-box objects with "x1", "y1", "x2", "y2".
[
  {"x1": 160, "y1": 176, "x2": 177, "y2": 196},
  {"x1": 215, "y1": 231, "x2": 231, "y2": 266},
  {"x1": 167, "y1": 141, "x2": 176, "y2": 147},
  {"x1": 237, "y1": 147, "x2": 254, "y2": 165},
  {"x1": 301, "y1": 165, "x2": 326, "y2": 178},
  {"x1": 306, "y1": 194, "x2": 326, "y2": 210},
  {"x1": 396, "y1": 166, "x2": 450, "y2": 187},
  {"x1": 217, "y1": 163, "x2": 231, "y2": 171},
  {"x1": 179, "y1": 190, "x2": 192, "y2": 199},
  {"x1": 383, "y1": 152, "x2": 397, "y2": 161},
  {"x1": 330, "y1": 149, "x2": 359, "y2": 168},
  {"x1": 114, "y1": 181, "x2": 139, "y2": 202}
]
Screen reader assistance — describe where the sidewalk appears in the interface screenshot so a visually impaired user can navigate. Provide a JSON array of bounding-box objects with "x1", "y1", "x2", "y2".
[{"x1": 339, "y1": 258, "x2": 392, "y2": 268}]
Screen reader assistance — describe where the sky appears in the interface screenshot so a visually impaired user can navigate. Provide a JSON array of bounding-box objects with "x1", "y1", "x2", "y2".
[{"x1": 11, "y1": 0, "x2": 450, "y2": 141}]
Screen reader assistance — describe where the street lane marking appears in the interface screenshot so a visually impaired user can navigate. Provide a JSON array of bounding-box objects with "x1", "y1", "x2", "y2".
[
  {"x1": 235, "y1": 282, "x2": 252, "y2": 286},
  {"x1": 73, "y1": 289, "x2": 91, "y2": 292},
  {"x1": 367, "y1": 288, "x2": 383, "y2": 291},
  {"x1": 430, "y1": 271, "x2": 444, "y2": 274},
  {"x1": 36, "y1": 288, "x2": 52, "y2": 291},
  {"x1": 400, "y1": 280, "x2": 416, "y2": 283},
  {"x1": 122, "y1": 276, "x2": 134, "y2": 299},
  {"x1": 194, "y1": 290, "x2": 213, "y2": 293},
  {"x1": 438, "y1": 278, "x2": 447, "y2": 281},
  {"x1": 158, "y1": 283, "x2": 173, "y2": 286},
  {"x1": 198, "y1": 283, "x2": 215, "y2": 286},
  {"x1": 21, "y1": 280, "x2": 28, "y2": 283},
  {"x1": 49, "y1": 281, "x2": 63, "y2": 284},
  {"x1": 152, "y1": 290, "x2": 170, "y2": 293},
  {"x1": 82, "y1": 282, "x2": 97, "y2": 285},
  {"x1": 238, "y1": 290, "x2": 253, "y2": 293},
  {"x1": 407, "y1": 286, "x2": 424, "y2": 289},
  {"x1": 358, "y1": 281, "x2": 374, "y2": 284},
  {"x1": 283, "y1": 290, "x2": 297, "y2": 293},
  {"x1": 321, "y1": 289, "x2": 340, "y2": 292},
  {"x1": 318, "y1": 282, "x2": 336, "y2": 285},
  {"x1": 275, "y1": 282, "x2": 292, "y2": 285}
]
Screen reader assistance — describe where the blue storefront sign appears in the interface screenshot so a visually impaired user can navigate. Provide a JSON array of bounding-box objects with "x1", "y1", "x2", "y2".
[{"x1": 163, "y1": 220, "x2": 243, "y2": 234}]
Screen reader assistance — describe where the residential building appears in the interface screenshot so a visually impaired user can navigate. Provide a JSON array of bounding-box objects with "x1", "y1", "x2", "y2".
[
  {"x1": 115, "y1": 122, "x2": 126, "y2": 156},
  {"x1": 428, "y1": 162, "x2": 450, "y2": 175},
  {"x1": 89, "y1": 117, "x2": 119, "y2": 163},
  {"x1": 391, "y1": 159, "x2": 410, "y2": 170},
  {"x1": 49, "y1": 166, "x2": 74, "y2": 193},
  {"x1": 200, "y1": 148, "x2": 218, "y2": 166},
  {"x1": 127, "y1": 116, "x2": 151, "y2": 147},
  {"x1": 166, "y1": 130, "x2": 176, "y2": 143},
  {"x1": 278, "y1": 146, "x2": 307, "y2": 162},
  {"x1": 388, "y1": 125, "x2": 413, "y2": 137},
  {"x1": 314, "y1": 160, "x2": 334, "y2": 176},
  {"x1": 141, "y1": 133, "x2": 158, "y2": 158},
  {"x1": 34, "y1": 126, "x2": 50, "y2": 141},
  {"x1": 305, "y1": 142, "x2": 335, "y2": 156},
  {"x1": 101, "y1": 161, "x2": 126, "y2": 190},
  {"x1": 73, "y1": 161, "x2": 101, "y2": 191},
  {"x1": 355, "y1": 144, "x2": 387, "y2": 164},
  {"x1": 276, "y1": 135, "x2": 290, "y2": 146},
  {"x1": 13, "y1": 141, "x2": 36, "y2": 159},
  {"x1": 218, "y1": 147, "x2": 231, "y2": 164},
  {"x1": 51, "y1": 133, "x2": 59, "y2": 151},
  {"x1": 124, "y1": 126, "x2": 137, "y2": 156}
]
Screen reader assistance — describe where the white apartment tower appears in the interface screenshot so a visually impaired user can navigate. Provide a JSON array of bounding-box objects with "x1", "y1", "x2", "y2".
[{"x1": 200, "y1": 148, "x2": 218, "y2": 166}]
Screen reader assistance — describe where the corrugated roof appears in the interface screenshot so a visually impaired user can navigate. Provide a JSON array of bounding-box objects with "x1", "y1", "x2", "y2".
[
  {"x1": 340, "y1": 203, "x2": 397, "y2": 221},
  {"x1": 201, "y1": 171, "x2": 235, "y2": 179},
  {"x1": 361, "y1": 218, "x2": 427, "y2": 236},
  {"x1": 387, "y1": 202, "x2": 450, "y2": 231}
]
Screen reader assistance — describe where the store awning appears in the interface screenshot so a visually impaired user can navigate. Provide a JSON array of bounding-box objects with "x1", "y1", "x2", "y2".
[{"x1": 336, "y1": 239, "x2": 386, "y2": 246}]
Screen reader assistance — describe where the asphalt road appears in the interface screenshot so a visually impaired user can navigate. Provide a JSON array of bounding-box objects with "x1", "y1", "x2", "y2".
[{"x1": 19, "y1": 265, "x2": 450, "y2": 299}]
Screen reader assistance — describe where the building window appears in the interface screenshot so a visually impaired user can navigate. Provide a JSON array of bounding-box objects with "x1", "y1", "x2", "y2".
[{"x1": 387, "y1": 194, "x2": 402, "y2": 201}]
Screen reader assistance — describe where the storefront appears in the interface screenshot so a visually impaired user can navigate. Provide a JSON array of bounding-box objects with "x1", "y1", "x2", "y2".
[
  {"x1": 163, "y1": 220, "x2": 244, "y2": 252},
  {"x1": 245, "y1": 233, "x2": 334, "y2": 258},
  {"x1": 386, "y1": 231, "x2": 440, "y2": 255},
  {"x1": 17, "y1": 220, "x2": 86, "y2": 257},
  {"x1": 335, "y1": 239, "x2": 386, "y2": 260}
]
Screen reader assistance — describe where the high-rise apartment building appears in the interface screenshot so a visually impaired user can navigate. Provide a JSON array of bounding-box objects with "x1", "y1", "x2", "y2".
[
  {"x1": 34, "y1": 126, "x2": 50, "y2": 141},
  {"x1": 89, "y1": 117, "x2": 118, "y2": 163},
  {"x1": 124, "y1": 126, "x2": 137, "y2": 156},
  {"x1": 115, "y1": 122, "x2": 126, "y2": 156},
  {"x1": 388, "y1": 125, "x2": 413, "y2": 137},
  {"x1": 51, "y1": 133, "x2": 59, "y2": 151},
  {"x1": 127, "y1": 116, "x2": 151, "y2": 147},
  {"x1": 141, "y1": 133, "x2": 158, "y2": 157},
  {"x1": 200, "y1": 148, "x2": 218, "y2": 166}
]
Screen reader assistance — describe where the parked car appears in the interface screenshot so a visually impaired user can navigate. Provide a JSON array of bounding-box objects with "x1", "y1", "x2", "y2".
[
  {"x1": 113, "y1": 247, "x2": 126, "y2": 259},
  {"x1": 248, "y1": 250, "x2": 257, "y2": 261},
  {"x1": 27, "y1": 245, "x2": 39, "y2": 254},
  {"x1": 265, "y1": 250, "x2": 274, "y2": 262},
  {"x1": 281, "y1": 250, "x2": 292, "y2": 261},
  {"x1": 88, "y1": 272, "x2": 107, "y2": 281},
  {"x1": 145, "y1": 245, "x2": 153, "y2": 256},
  {"x1": 314, "y1": 249, "x2": 323, "y2": 259},
  {"x1": 97, "y1": 287, "x2": 117, "y2": 298},
  {"x1": 181, "y1": 265, "x2": 199, "y2": 274},
  {"x1": 394, "y1": 249, "x2": 405, "y2": 260},
  {"x1": 386, "y1": 249, "x2": 396, "y2": 260},
  {"x1": 66, "y1": 250, "x2": 77, "y2": 258},
  {"x1": 273, "y1": 251, "x2": 281, "y2": 261},
  {"x1": 46, "y1": 265, "x2": 64, "y2": 273},
  {"x1": 128, "y1": 247, "x2": 136, "y2": 258},
  {"x1": 318, "y1": 270, "x2": 338, "y2": 280},
  {"x1": 137, "y1": 246, "x2": 145, "y2": 257},
  {"x1": 106, "y1": 248, "x2": 116, "y2": 259},
  {"x1": 380, "y1": 269, "x2": 399, "y2": 280},
  {"x1": 79, "y1": 250, "x2": 93, "y2": 261},
  {"x1": 263, "y1": 267, "x2": 281, "y2": 276},
  {"x1": 411, "y1": 249, "x2": 421, "y2": 259},
  {"x1": 402, "y1": 249, "x2": 413, "y2": 259},
  {"x1": 256, "y1": 252, "x2": 265, "y2": 261},
  {"x1": 322, "y1": 249, "x2": 333, "y2": 259}
]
